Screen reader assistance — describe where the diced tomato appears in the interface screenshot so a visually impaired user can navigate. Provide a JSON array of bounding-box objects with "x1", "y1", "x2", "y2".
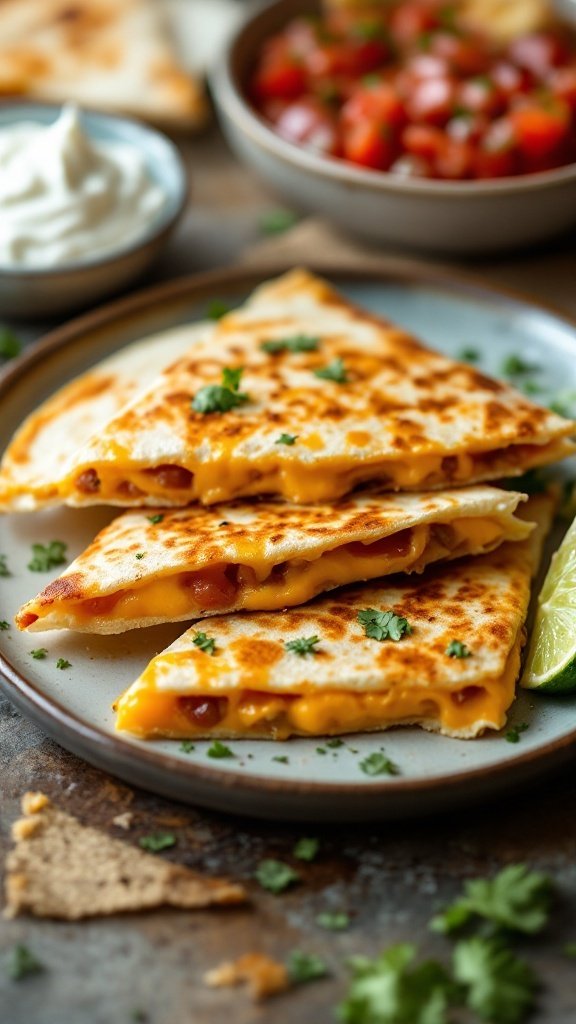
[
  {"x1": 457, "y1": 76, "x2": 504, "y2": 117},
  {"x1": 446, "y1": 112, "x2": 488, "y2": 143},
  {"x1": 389, "y1": 153, "x2": 433, "y2": 177},
  {"x1": 403, "y1": 52, "x2": 452, "y2": 80},
  {"x1": 428, "y1": 32, "x2": 488, "y2": 76},
  {"x1": 402, "y1": 123, "x2": 445, "y2": 161},
  {"x1": 284, "y1": 17, "x2": 324, "y2": 58},
  {"x1": 510, "y1": 98, "x2": 571, "y2": 169},
  {"x1": 342, "y1": 120, "x2": 398, "y2": 170},
  {"x1": 491, "y1": 61, "x2": 534, "y2": 99},
  {"x1": 549, "y1": 66, "x2": 576, "y2": 115},
  {"x1": 389, "y1": 1, "x2": 438, "y2": 47},
  {"x1": 405, "y1": 76, "x2": 457, "y2": 125},
  {"x1": 252, "y1": 55, "x2": 306, "y2": 102},
  {"x1": 508, "y1": 33, "x2": 570, "y2": 79},
  {"x1": 475, "y1": 117, "x2": 519, "y2": 178},
  {"x1": 275, "y1": 97, "x2": 340, "y2": 156},
  {"x1": 434, "y1": 137, "x2": 475, "y2": 179},
  {"x1": 341, "y1": 81, "x2": 406, "y2": 130}
]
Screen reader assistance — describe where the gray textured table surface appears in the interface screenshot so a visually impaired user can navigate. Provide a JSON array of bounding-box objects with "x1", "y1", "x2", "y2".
[{"x1": 1, "y1": 127, "x2": 576, "y2": 1024}]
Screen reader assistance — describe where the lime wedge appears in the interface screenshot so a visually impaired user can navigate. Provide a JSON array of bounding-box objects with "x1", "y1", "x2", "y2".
[{"x1": 522, "y1": 516, "x2": 576, "y2": 692}]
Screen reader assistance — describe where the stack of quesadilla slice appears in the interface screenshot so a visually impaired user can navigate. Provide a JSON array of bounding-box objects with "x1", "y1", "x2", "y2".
[{"x1": 2, "y1": 270, "x2": 573, "y2": 742}]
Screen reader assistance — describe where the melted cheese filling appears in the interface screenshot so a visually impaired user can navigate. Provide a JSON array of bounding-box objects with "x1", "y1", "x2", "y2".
[
  {"x1": 31, "y1": 516, "x2": 507, "y2": 629},
  {"x1": 115, "y1": 635, "x2": 521, "y2": 740},
  {"x1": 66, "y1": 440, "x2": 568, "y2": 506}
]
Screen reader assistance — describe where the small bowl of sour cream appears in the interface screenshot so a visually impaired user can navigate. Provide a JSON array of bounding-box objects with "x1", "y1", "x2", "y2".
[{"x1": 0, "y1": 103, "x2": 187, "y2": 317}]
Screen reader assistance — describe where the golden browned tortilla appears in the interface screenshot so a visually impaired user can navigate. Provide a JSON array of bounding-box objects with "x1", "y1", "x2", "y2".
[
  {"x1": 16, "y1": 486, "x2": 532, "y2": 634},
  {"x1": 27, "y1": 269, "x2": 574, "y2": 509},
  {"x1": 115, "y1": 495, "x2": 553, "y2": 742}
]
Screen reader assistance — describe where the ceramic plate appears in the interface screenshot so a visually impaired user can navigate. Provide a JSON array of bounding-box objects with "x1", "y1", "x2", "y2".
[{"x1": 1, "y1": 263, "x2": 576, "y2": 822}]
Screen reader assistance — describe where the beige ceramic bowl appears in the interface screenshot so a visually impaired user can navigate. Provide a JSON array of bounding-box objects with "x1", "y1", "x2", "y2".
[
  {"x1": 0, "y1": 103, "x2": 187, "y2": 318},
  {"x1": 212, "y1": 0, "x2": 576, "y2": 255}
]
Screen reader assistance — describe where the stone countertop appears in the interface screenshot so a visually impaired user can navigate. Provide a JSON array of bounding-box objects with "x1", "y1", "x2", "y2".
[{"x1": 1, "y1": 126, "x2": 576, "y2": 1024}]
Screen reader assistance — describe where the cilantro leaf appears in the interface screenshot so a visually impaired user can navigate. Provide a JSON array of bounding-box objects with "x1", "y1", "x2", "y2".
[
  {"x1": 505, "y1": 723, "x2": 529, "y2": 744},
  {"x1": 285, "y1": 635, "x2": 321, "y2": 657},
  {"x1": 273, "y1": 755, "x2": 289, "y2": 764},
  {"x1": 501, "y1": 355, "x2": 539, "y2": 378},
  {"x1": 293, "y1": 837, "x2": 319, "y2": 861},
  {"x1": 147, "y1": 514, "x2": 164, "y2": 525},
  {"x1": 458, "y1": 347, "x2": 480, "y2": 363},
  {"x1": 207, "y1": 740, "x2": 234, "y2": 759},
  {"x1": 0, "y1": 554, "x2": 10, "y2": 577},
  {"x1": 56, "y1": 658, "x2": 71, "y2": 670},
  {"x1": 206, "y1": 299, "x2": 231, "y2": 320},
  {"x1": 30, "y1": 648, "x2": 48, "y2": 660},
  {"x1": 326, "y1": 738, "x2": 344, "y2": 748},
  {"x1": 27, "y1": 540, "x2": 67, "y2": 572},
  {"x1": 192, "y1": 631, "x2": 217, "y2": 655},
  {"x1": 191, "y1": 367, "x2": 249, "y2": 414},
  {"x1": 6, "y1": 944, "x2": 44, "y2": 981},
  {"x1": 261, "y1": 334, "x2": 319, "y2": 354},
  {"x1": 255, "y1": 858, "x2": 299, "y2": 894},
  {"x1": 431, "y1": 864, "x2": 552, "y2": 936},
  {"x1": 360, "y1": 752, "x2": 400, "y2": 777},
  {"x1": 446, "y1": 640, "x2": 472, "y2": 659},
  {"x1": 338, "y1": 943, "x2": 455, "y2": 1024},
  {"x1": 317, "y1": 911, "x2": 350, "y2": 931},
  {"x1": 0, "y1": 328, "x2": 22, "y2": 361},
  {"x1": 276, "y1": 433, "x2": 298, "y2": 445},
  {"x1": 260, "y1": 208, "x2": 299, "y2": 235},
  {"x1": 138, "y1": 832, "x2": 176, "y2": 853},
  {"x1": 179, "y1": 740, "x2": 195, "y2": 753},
  {"x1": 358, "y1": 608, "x2": 412, "y2": 642},
  {"x1": 287, "y1": 950, "x2": 328, "y2": 985},
  {"x1": 314, "y1": 357, "x2": 348, "y2": 383},
  {"x1": 0, "y1": 620, "x2": 10, "y2": 630},
  {"x1": 135, "y1": 552, "x2": 145, "y2": 560},
  {"x1": 453, "y1": 936, "x2": 537, "y2": 1024}
]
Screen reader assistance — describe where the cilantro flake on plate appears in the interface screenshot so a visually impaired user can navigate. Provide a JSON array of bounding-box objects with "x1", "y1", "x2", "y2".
[
  {"x1": 27, "y1": 540, "x2": 67, "y2": 572},
  {"x1": 0, "y1": 327, "x2": 22, "y2": 361},
  {"x1": 255, "y1": 858, "x2": 299, "y2": 894},
  {"x1": 206, "y1": 299, "x2": 231, "y2": 321},
  {"x1": 293, "y1": 837, "x2": 319, "y2": 862},
  {"x1": 0, "y1": 554, "x2": 11, "y2": 577},
  {"x1": 30, "y1": 648, "x2": 48, "y2": 660},
  {"x1": 179, "y1": 740, "x2": 195, "y2": 754},
  {"x1": 207, "y1": 740, "x2": 234, "y2": 759},
  {"x1": 56, "y1": 658, "x2": 71, "y2": 670},
  {"x1": 360, "y1": 752, "x2": 400, "y2": 777},
  {"x1": 505, "y1": 723, "x2": 529, "y2": 744},
  {"x1": 314, "y1": 357, "x2": 348, "y2": 384},
  {"x1": 316, "y1": 911, "x2": 350, "y2": 931},
  {"x1": 138, "y1": 832, "x2": 176, "y2": 853},
  {"x1": 6, "y1": 944, "x2": 44, "y2": 981},
  {"x1": 259, "y1": 208, "x2": 299, "y2": 235},
  {"x1": 0, "y1": 620, "x2": 10, "y2": 630},
  {"x1": 286, "y1": 950, "x2": 328, "y2": 985}
]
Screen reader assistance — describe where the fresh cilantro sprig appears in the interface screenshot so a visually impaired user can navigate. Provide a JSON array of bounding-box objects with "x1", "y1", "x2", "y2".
[
  {"x1": 293, "y1": 837, "x2": 319, "y2": 862},
  {"x1": 207, "y1": 740, "x2": 234, "y2": 759},
  {"x1": 138, "y1": 833, "x2": 176, "y2": 853},
  {"x1": 0, "y1": 328, "x2": 22, "y2": 361},
  {"x1": 192, "y1": 631, "x2": 217, "y2": 655},
  {"x1": 358, "y1": 608, "x2": 413, "y2": 642},
  {"x1": 261, "y1": 334, "x2": 319, "y2": 354},
  {"x1": 431, "y1": 864, "x2": 552, "y2": 936},
  {"x1": 505, "y1": 723, "x2": 529, "y2": 744},
  {"x1": 338, "y1": 943, "x2": 456, "y2": 1024},
  {"x1": 317, "y1": 911, "x2": 350, "y2": 931},
  {"x1": 285, "y1": 635, "x2": 321, "y2": 657},
  {"x1": 27, "y1": 541, "x2": 67, "y2": 572},
  {"x1": 360, "y1": 752, "x2": 400, "y2": 777},
  {"x1": 0, "y1": 554, "x2": 10, "y2": 577},
  {"x1": 276, "y1": 433, "x2": 298, "y2": 446},
  {"x1": 56, "y1": 658, "x2": 71, "y2": 670},
  {"x1": 192, "y1": 368, "x2": 249, "y2": 415},
  {"x1": 287, "y1": 950, "x2": 328, "y2": 985},
  {"x1": 314, "y1": 357, "x2": 348, "y2": 383},
  {"x1": 453, "y1": 936, "x2": 538, "y2": 1024},
  {"x1": 30, "y1": 648, "x2": 47, "y2": 660},
  {"x1": 6, "y1": 944, "x2": 44, "y2": 981},
  {"x1": 501, "y1": 355, "x2": 539, "y2": 378},
  {"x1": 255, "y1": 859, "x2": 299, "y2": 894}
]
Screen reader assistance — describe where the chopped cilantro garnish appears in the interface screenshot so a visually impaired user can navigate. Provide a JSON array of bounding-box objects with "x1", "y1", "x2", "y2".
[
  {"x1": 326, "y1": 737, "x2": 344, "y2": 748},
  {"x1": 501, "y1": 355, "x2": 539, "y2": 377},
  {"x1": 358, "y1": 608, "x2": 412, "y2": 642},
  {"x1": 276, "y1": 433, "x2": 298, "y2": 446},
  {"x1": 316, "y1": 746, "x2": 327, "y2": 755},
  {"x1": 206, "y1": 299, "x2": 231, "y2": 320},
  {"x1": 549, "y1": 391, "x2": 576, "y2": 418},
  {"x1": 360, "y1": 751, "x2": 400, "y2": 777},
  {"x1": 260, "y1": 208, "x2": 299, "y2": 235},
  {"x1": 339, "y1": 943, "x2": 454, "y2": 1024},
  {"x1": 261, "y1": 334, "x2": 320, "y2": 354},
  {"x1": 147, "y1": 514, "x2": 164, "y2": 525},
  {"x1": 255, "y1": 858, "x2": 299, "y2": 894},
  {"x1": 273, "y1": 755, "x2": 289, "y2": 764},
  {"x1": 453, "y1": 936, "x2": 537, "y2": 1024},
  {"x1": 192, "y1": 631, "x2": 217, "y2": 655},
  {"x1": 458, "y1": 347, "x2": 480, "y2": 363},
  {"x1": 314, "y1": 357, "x2": 348, "y2": 383},
  {"x1": 56, "y1": 658, "x2": 71, "y2": 670},
  {"x1": 192, "y1": 367, "x2": 249, "y2": 414},
  {"x1": 135, "y1": 552, "x2": 145, "y2": 560},
  {"x1": 286, "y1": 950, "x2": 328, "y2": 985},
  {"x1": 505, "y1": 723, "x2": 529, "y2": 744},
  {"x1": 179, "y1": 740, "x2": 195, "y2": 754},
  {"x1": 0, "y1": 620, "x2": 9, "y2": 630},
  {"x1": 0, "y1": 554, "x2": 10, "y2": 577},
  {"x1": 431, "y1": 864, "x2": 552, "y2": 936},
  {"x1": 293, "y1": 837, "x2": 319, "y2": 861},
  {"x1": 30, "y1": 648, "x2": 47, "y2": 660},
  {"x1": 138, "y1": 832, "x2": 176, "y2": 853},
  {"x1": 6, "y1": 944, "x2": 44, "y2": 981},
  {"x1": 316, "y1": 911, "x2": 350, "y2": 931},
  {"x1": 27, "y1": 540, "x2": 67, "y2": 572},
  {"x1": 522, "y1": 380, "x2": 544, "y2": 396},
  {"x1": 285, "y1": 635, "x2": 321, "y2": 657},
  {"x1": 207, "y1": 740, "x2": 234, "y2": 759},
  {"x1": 446, "y1": 640, "x2": 472, "y2": 659},
  {"x1": 0, "y1": 328, "x2": 22, "y2": 361}
]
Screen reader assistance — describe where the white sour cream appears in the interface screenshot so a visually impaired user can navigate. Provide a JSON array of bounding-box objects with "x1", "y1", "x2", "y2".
[{"x1": 0, "y1": 105, "x2": 167, "y2": 268}]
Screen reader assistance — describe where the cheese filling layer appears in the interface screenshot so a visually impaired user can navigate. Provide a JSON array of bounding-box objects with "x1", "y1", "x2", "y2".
[
  {"x1": 67, "y1": 440, "x2": 570, "y2": 506},
  {"x1": 115, "y1": 635, "x2": 522, "y2": 740},
  {"x1": 19, "y1": 516, "x2": 512, "y2": 631}
]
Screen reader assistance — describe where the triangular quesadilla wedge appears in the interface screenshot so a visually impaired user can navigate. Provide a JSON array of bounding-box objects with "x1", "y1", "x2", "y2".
[
  {"x1": 53, "y1": 270, "x2": 574, "y2": 508},
  {"x1": 0, "y1": 0, "x2": 206, "y2": 130},
  {"x1": 115, "y1": 494, "x2": 553, "y2": 741},
  {"x1": 16, "y1": 486, "x2": 532, "y2": 634},
  {"x1": 0, "y1": 322, "x2": 213, "y2": 513}
]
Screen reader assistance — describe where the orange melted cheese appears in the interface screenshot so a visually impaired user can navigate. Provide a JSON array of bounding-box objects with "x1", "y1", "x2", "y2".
[{"x1": 115, "y1": 636, "x2": 521, "y2": 740}]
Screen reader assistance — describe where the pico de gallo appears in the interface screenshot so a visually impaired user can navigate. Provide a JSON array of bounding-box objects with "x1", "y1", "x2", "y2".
[{"x1": 249, "y1": 1, "x2": 576, "y2": 180}]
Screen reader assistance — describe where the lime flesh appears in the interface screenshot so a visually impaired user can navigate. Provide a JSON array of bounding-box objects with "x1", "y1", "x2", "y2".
[{"x1": 522, "y1": 516, "x2": 576, "y2": 692}]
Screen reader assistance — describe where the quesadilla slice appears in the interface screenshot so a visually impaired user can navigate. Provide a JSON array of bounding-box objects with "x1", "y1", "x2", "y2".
[
  {"x1": 16, "y1": 486, "x2": 532, "y2": 634},
  {"x1": 0, "y1": 0, "x2": 206, "y2": 130},
  {"x1": 0, "y1": 322, "x2": 213, "y2": 513},
  {"x1": 56, "y1": 269, "x2": 574, "y2": 508},
  {"x1": 115, "y1": 494, "x2": 553, "y2": 741}
]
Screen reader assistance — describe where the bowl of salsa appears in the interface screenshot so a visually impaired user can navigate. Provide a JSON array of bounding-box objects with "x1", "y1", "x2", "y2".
[{"x1": 212, "y1": 0, "x2": 576, "y2": 253}]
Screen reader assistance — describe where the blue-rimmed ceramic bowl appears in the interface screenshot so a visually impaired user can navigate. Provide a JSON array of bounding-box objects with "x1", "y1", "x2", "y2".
[{"x1": 0, "y1": 103, "x2": 188, "y2": 318}]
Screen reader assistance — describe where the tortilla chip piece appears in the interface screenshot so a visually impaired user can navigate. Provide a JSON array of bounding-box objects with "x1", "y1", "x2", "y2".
[
  {"x1": 5, "y1": 793, "x2": 246, "y2": 920},
  {"x1": 205, "y1": 954, "x2": 290, "y2": 1002}
]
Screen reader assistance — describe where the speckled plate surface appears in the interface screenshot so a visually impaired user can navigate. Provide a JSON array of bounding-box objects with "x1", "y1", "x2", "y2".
[{"x1": 1, "y1": 263, "x2": 576, "y2": 821}]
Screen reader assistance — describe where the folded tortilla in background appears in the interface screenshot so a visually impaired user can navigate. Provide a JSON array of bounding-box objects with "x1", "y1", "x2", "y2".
[
  {"x1": 16, "y1": 486, "x2": 532, "y2": 634},
  {"x1": 0, "y1": 322, "x2": 213, "y2": 512},
  {"x1": 46, "y1": 269, "x2": 574, "y2": 509},
  {"x1": 115, "y1": 494, "x2": 554, "y2": 741}
]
